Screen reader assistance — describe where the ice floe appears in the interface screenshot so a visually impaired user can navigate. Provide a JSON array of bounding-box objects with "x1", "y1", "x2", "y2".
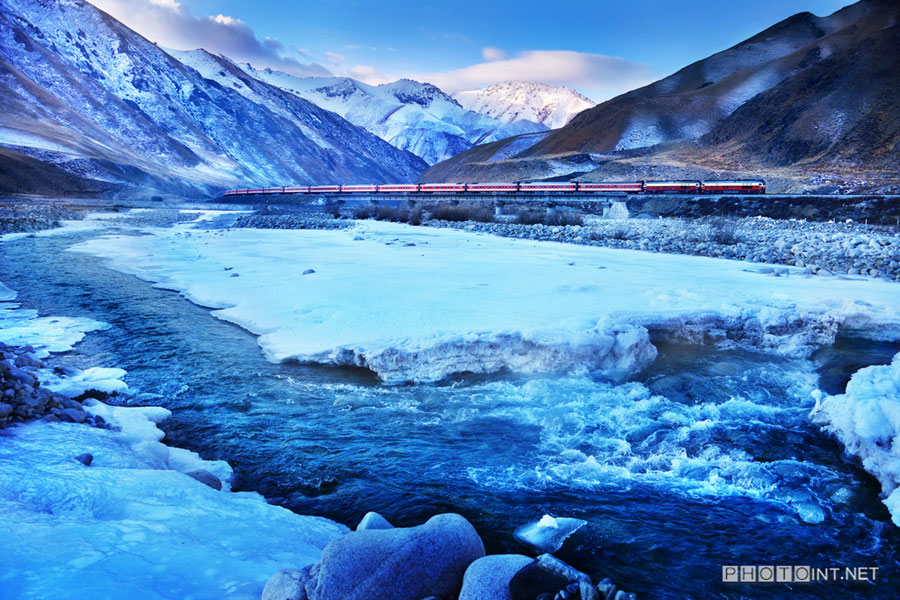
[{"x1": 70, "y1": 221, "x2": 900, "y2": 382}]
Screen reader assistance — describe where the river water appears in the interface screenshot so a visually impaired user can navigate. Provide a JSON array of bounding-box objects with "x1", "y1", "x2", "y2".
[{"x1": 1, "y1": 218, "x2": 898, "y2": 599}]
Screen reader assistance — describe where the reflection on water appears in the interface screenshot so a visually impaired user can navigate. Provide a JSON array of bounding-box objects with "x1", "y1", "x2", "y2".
[{"x1": 1, "y1": 227, "x2": 898, "y2": 599}]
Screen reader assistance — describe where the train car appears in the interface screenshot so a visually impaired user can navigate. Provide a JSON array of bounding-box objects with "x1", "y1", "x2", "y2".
[
  {"x1": 466, "y1": 183, "x2": 518, "y2": 193},
  {"x1": 518, "y1": 182, "x2": 577, "y2": 193},
  {"x1": 578, "y1": 182, "x2": 643, "y2": 193},
  {"x1": 223, "y1": 189, "x2": 238, "y2": 196},
  {"x1": 420, "y1": 183, "x2": 466, "y2": 193},
  {"x1": 245, "y1": 188, "x2": 266, "y2": 195},
  {"x1": 341, "y1": 184, "x2": 378, "y2": 193},
  {"x1": 700, "y1": 180, "x2": 766, "y2": 194},
  {"x1": 308, "y1": 185, "x2": 341, "y2": 193},
  {"x1": 643, "y1": 181, "x2": 701, "y2": 194},
  {"x1": 283, "y1": 186, "x2": 309, "y2": 194},
  {"x1": 378, "y1": 184, "x2": 420, "y2": 193},
  {"x1": 261, "y1": 187, "x2": 285, "y2": 194}
]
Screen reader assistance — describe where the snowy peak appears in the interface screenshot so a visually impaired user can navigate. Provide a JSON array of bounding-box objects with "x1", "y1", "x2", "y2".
[
  {"x1": 453, "y1": 81, "x2": 595, "y2": 130},
  {"x1": 231, "y1": 65, "x2": 546, "y2": 165},
  {"x1": 379, "y1": 79, "x2": 460, "y2": 108}
]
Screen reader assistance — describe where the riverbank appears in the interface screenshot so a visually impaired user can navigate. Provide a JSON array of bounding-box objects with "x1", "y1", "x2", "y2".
[{"x1": 0, "y1": 274, "x2": 347, "y2": 599}]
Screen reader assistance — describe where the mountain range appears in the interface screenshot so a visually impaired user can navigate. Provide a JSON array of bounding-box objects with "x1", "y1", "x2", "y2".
[
  {"x1": 0, "y1": 0, "x2": 589, "y2": 197},
  {"x1": 0, "y1": 0, "x2": 432, "y2": 197},
  {"x1": 225, "y1": 63, "x2": 548, "y2": 165},
  {"x1": 422, "y1": 0, "x2": 900, "y2": 193}
]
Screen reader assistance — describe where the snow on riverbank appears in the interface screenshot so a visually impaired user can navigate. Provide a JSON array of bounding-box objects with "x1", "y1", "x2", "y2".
[
  {"x1": 811, "y1": 351, "x2": 900, "y2": 526},
  {"x1": 0, "y1": 278, "x2": 347, "y2": 599},
  {"x1": 0, "y1": 283, "x2": 108, "y2": 358},
  {"x1": 0, "y1": 404, "x2": 346, "y2": 599},
  {"x1": 71, "y1": 220, "x2": 900, "y2": 383}
]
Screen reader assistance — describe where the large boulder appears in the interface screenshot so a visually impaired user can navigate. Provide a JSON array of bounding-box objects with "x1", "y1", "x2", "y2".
[
  {"x1": 306, "y1": 513, "x2": 485, "y2": 600},
  {"x1": 459, "y1": 554, "x2": 532, "y2": 600},
  {"x1": 263, "y1": 566, "x2": 312, "y2": 600}
]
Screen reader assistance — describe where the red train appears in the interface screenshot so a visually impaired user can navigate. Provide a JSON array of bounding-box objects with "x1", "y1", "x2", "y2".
[{"x1": 224, "y1": 180, "x2": 765, "y2": 196}]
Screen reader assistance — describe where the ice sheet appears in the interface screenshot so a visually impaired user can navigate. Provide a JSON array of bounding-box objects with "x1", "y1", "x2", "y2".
[{"x1": 70, "y1": 221, "x2": 900, "y2": 382}]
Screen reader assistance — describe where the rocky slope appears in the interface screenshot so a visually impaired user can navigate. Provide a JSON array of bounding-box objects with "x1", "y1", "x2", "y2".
[
  {"x1": 453, "y1": 81, "x2": 594, "y2": 130},
  {"x1": 0, "y1": 0, "x2": 426, "y2": 198},
  {"x1": 422, "y1": 0, "x2": 900, "y2": 192},
  {"x1": 229, "y1": 64, "x2": 545, "y2": 165}
]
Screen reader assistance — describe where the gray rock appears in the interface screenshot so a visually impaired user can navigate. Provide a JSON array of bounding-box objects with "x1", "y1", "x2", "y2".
[
  {"x1": 0, "y1": 403, "x2": 12, "y2": 419},
  {"x1": 306, "y1": 513, "x2": 485, "y2": 600},
  {"x1": 356, "y1": 511, "x2": 393, "y2": 531},
  {"x1": 59, "y1": 408, "x2": 86, "y2": 423},
  {"x1": 459, "y1": 555, "x2": 531, "y2": 600},
  {"x1": 302, "y1": 269, "x2": 316, "y2": 275},
  {"x1": 579, "y1": 580, "x2": 600, "y2": 600},
  {"x1": 186, "y1": 469, "x2": 222, "y2": 491},
  {"x1": 595, "y1": 578, "x2": 616, "y2": 600},
  {"x1": 15, "y1": 355, "x2": 42, "y2": 368},
  {"x1": 74, "y1": 453, "x2": 93, "y2": 466},
  {"x1": 510, "y1": 554, "x2": 594, "y2": 600},
  {"x1": 7, "y1": 367, "x2": 35, "y2": 386},
  {"x1": 263, "y1": 566, "x2": 312, "y2": 600}
]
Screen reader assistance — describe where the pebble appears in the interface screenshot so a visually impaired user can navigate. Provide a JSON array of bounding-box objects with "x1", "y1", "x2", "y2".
[
  {"x1": 59, "y1": 408, "x2": 87, "y2": 423},
  {"x1": 75, "y1": 453, "x2": 93, "y2": 466}
]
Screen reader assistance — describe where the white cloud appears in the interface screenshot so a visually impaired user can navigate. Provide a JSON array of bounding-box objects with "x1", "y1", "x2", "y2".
[
  {"x1": 482, "y1": 46, "x2": 506, "y2": 61},
  {"x1": 87, "y1": 0, "x2": 331, "y2": 77},
  {"x1": 212, "y1": 14, "x2": 238, "y2": 26},
  {"x1": 325, "y1": 51, "x2": 347, "y2": 65},
  {"x1": 346, "y1": 64, "x2": 392, "y2": 85},
  {"x1": 421, "y1": 50, "x2": 657, "y2": 102}
]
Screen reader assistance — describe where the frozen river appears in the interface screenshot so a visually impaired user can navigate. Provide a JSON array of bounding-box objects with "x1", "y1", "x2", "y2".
[{"x1": 1, "y1": 212, "x2": 899, "y2": 598}]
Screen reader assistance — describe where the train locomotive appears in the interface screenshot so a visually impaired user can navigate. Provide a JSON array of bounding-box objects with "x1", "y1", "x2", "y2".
[{"x1": 224, "y1": 179, "x2": 766, "y2": 196}]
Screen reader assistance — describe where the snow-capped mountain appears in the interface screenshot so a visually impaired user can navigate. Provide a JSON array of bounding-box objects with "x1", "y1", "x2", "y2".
[
  {"x1": 0, "y1": 0, "x2": 425, "y2": 196},
  {"x1": 231, "y1": 65, "x2": 546, "y2": 165},
  {"x1": 453, "y1": 82, "x2": 595, "y2": 130}
]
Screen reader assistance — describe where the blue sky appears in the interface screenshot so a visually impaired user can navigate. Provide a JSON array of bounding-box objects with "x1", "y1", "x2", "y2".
[{"x1": 90, "y1": 0, "x2": 853, "y2": 101}]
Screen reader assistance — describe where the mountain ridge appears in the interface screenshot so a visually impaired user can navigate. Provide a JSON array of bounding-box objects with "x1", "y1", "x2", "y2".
[
  {"x1": 421, "y1": 0, "x2": 900, "y2": 193},
  {"x1": 0, "y1": 0, "x2": 426, "y2": 198},
  {"x1": 225, "y1": 63, "x2": 547, "y2": 165}
]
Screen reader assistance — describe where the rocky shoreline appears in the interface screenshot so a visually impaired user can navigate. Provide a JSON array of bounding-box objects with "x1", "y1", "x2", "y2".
[
  {"x1": 232, "y1": 211, "x2": 900, "y2": 281},
  {"x1": 0, "y1": 202, "x2": 82, "y2": 235},
  {"x1": 0, "y1": 342, "x2": 102, "y2": 428},
  {"x1": 264, "y1": 511, "x2": 636, "y2": 600}
]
